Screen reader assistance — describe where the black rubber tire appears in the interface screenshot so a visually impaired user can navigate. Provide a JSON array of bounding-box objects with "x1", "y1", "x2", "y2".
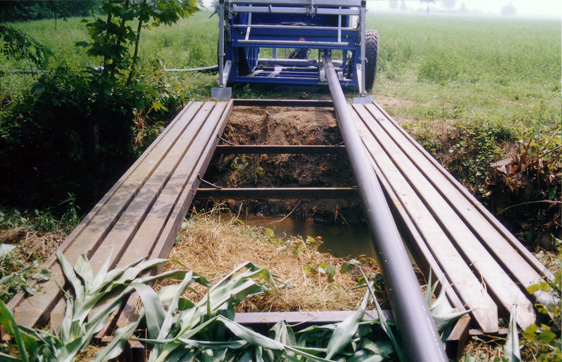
[{"x1": 364, "y1": 29, "x2": 379, "y2": 91}]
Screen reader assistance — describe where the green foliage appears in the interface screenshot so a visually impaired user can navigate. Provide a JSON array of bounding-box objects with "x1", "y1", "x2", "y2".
[
  {"x1": 0, "y1": 195, "x2": 80, "y2": 235},
  {"x1": 0, "y1": 24, "x2": 53, "y2": 67},
  {"x1": 0, "y1": 250, "x2": 174, "y2": 362},
  {"x1": 0, "y1": 247, "x2": 50, "y2": 303},
  {"x1": 0, "y1": 1, "x2": 200, "y2": 210},
  {"x1": 0, "y1": 249, "x2": 467, "y2": 361},
  {"x1": 404, "y1": 118, "x2": 514, "y2": 198},
  {"x1": 521, "y1": 243, "x2": 562, "y2": 361},
  {"x1": 77, "y1": 0, "x2": 198, "y2": 84}
]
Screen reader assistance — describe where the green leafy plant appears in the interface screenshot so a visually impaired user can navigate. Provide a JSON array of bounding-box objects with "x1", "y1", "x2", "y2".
[
  {"x1": 520, "y1": 243, "x2": 561, "y2": 361},
  {"x1": 0, "y1": 250, "x2": 175, "y2": 362},
  {"x1": 0, "y1": 245, "x2": 50, "y2": 303},
  {"x1": 77, "y1": 0, "x2": 198, "y2": 85},
  {"x1": 0, "y1": 0, "x2": 199, "y2": 209},
  {"x1": 0, "y1": 24, "x2": 53, "y2": 67}
]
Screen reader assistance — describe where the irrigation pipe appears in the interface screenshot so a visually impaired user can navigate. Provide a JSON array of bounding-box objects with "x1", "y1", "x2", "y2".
[
  {"x1": 2, "y1": 65, "x2": 219, "y2": 75},
  {"x1": 323, "y1": 52, "x2": 448, "y2": 362}
]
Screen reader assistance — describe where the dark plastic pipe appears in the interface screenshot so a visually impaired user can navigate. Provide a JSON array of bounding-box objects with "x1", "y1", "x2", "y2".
[{"x1": 323, "y1": 52, "x2": 448, "y2": 362}]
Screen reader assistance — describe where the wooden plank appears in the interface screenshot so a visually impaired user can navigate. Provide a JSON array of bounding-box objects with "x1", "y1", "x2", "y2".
[
  {"x1": 234, "y1": 310, "x2": 393, "y2": 326},
  {"x1": 365, "y1": 104, "x2": 554, "y2": 306},
  {"x1": 354, "y1": 104, "x2": 535, "y2": 330},
  {"x1": 74, "y1": 102, "x2": 218, "y2": 332},
  {"x1": 372, "y1": 102, "x2": 553, "y2": 281},
  {"x1": 112, "y1": 102, "x2": 231, "y2": 266},
  {"x1": 214, "y1": 145, "x2": 347, "y2": 154},
  {"x1": 351, "y1": 106, "x2": 499, "y2": 333},
  {"x1": 84, "y1": 102, "x2": 216, "y2": 275},
  {"x1": 446, "y1": 316, "x2": 471, "y2": 361},
  {"x1": 195, "y1": 187, "x2": 359, "y2": 199},
  {"x1": 68, "y1": 102, "x2": 223, "y2": 336},
  {"x1": 114, "y1": 101, "x2": 234, "y2": 329},
  {"x1": 366, "y1": 148, "x2": 465, "y2": 313},
  {"x1": 11, "y1": 102, "x2": 205, "y2": 328},
  {"x1": 7, "y1": 102, "x2": 195, "y2": 312}
]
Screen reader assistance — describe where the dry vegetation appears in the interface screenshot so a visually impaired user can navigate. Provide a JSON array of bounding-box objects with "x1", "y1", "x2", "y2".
[{"x1": 164, "y1": 207, "x2": 381, "y2": 314}]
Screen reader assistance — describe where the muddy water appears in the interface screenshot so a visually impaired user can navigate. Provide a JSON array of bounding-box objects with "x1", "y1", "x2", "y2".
[{"x1": 241, "y1": 215, "x2": 376, "y2": 258}]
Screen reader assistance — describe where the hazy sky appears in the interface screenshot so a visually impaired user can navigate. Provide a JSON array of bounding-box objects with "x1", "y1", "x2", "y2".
[{"x1": 367, "y1": 0, "x2": 562, "y2": 18}]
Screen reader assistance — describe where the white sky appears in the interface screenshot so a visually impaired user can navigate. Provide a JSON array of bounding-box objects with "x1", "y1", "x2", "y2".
[{"x1": 366, "y1": 0, "x2": 562, "y2": 18}]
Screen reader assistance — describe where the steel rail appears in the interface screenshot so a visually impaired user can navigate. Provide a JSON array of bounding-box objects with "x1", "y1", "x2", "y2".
[
  {"x1": 323, "y1": 52, "x2": 448, "y2": 362},
  {"x1": 215, "y1": 145, "x2": 346, "y2": 154},
  {"x1": 195, "y1": 187, "x2": 358, "y2": 199}
]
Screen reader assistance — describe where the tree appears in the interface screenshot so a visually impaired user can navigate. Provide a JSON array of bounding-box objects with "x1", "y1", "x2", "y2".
[
  {"x1": 442, "y1": 0, "x2": 456, "y2": 10},
  {"x1": 420, "y1": 0, "x2": 435, "y2": 14},
  {"x1": 389, "y1": 0, "x2": 398, "y2": 10},
  {"x1": 0, "y1": 0, "x2": 102, "y2": 22},
  {"x1": 400, "y1": 0, "x2": 407, "y2": 11},
  {"x1": 501, "y1": 3, "x2": 518, "y2": 16}
]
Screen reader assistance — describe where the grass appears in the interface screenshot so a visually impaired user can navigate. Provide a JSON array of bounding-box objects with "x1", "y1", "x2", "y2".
[
  {"x1": 368, "y1": 14, "x2": 560, "y2": 128},
  {"x1": 2, "y1": 12, "x2": 559, "y2": 124}
]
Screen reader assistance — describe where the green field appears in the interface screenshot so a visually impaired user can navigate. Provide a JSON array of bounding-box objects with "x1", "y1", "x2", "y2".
[
  {"x1": 1, "y1": 10, "x2": 560, "y2": 219},
  {"x1": 369, "y1": 14, "x2": 560, "y2": 126},
  {"x1": 2, "y1": 12, "x2": 560, "y2": 118}
]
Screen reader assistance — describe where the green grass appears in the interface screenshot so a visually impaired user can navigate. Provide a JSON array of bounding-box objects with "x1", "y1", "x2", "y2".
[
  {"x1": 2, "y1": 12, "x2": 560, "y2": 118},
  {"x1": 367, "y1": 14, "x2": 561, "y2": 130}
]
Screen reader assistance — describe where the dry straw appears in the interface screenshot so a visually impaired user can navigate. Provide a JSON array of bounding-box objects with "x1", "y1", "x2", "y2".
[{"x1": 165, "y1": 206, "x2": 381, "y2": 313}]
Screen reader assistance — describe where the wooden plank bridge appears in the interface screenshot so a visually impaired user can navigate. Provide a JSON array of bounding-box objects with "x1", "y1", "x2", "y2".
[{"x1": 7, "y1": 99, "x2": 553, "y2": 359}]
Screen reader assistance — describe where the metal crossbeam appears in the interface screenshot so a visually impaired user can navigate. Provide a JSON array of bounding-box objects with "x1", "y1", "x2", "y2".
[
  {"x1": 215, "y1": 145, "x2": 346, "y2": 154},
  {"x1": 195, "y1": 187, "x2": 358, "y2": 199}
]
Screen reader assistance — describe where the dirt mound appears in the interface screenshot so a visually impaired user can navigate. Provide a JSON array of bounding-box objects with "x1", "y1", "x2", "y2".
[{"x1": 201, "y1": 106, "x2": 364, "y2": 224}]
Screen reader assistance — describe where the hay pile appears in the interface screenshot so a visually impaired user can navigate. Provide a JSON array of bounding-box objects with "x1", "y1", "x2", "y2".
[{"x1": 166, "y1": 209, "x2": 381, "y2": 313}]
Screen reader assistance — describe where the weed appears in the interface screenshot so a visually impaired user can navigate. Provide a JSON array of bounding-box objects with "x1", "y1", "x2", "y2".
[
  {"x1": 520, "y1": 240, "x2": 562, "y2": 361},
  {"x1": 0, "y1": 246, "x2": 50, "y2": 303}
]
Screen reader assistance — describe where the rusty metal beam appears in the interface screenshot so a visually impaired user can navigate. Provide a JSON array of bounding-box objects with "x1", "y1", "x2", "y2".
[
  {"x1": 215, "y1": 144, "x2": 346, "y2": 154},
  {"x1": 195, "y1": 187, "x2": 358, "y2": 199},
  {"x1": 233, "y1": 99, "x2": 333, "y2": 107}
]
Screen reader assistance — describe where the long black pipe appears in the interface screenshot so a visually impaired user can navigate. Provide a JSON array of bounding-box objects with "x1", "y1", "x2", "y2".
[{"x1": 323, "y1": 53, "x2": 448, "y2": 362}]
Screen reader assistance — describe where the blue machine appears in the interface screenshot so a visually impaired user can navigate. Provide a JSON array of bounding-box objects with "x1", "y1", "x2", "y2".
[{"x1": 217, "y1": 0, "x2": 378, "y2": 96}]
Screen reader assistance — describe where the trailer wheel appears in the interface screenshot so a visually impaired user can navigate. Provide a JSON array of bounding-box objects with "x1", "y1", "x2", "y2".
[{"x1": 365, "y1": 29, "x2": 379, "y2": 91}]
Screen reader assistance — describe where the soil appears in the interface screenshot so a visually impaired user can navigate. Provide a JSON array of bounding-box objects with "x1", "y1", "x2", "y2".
[{"x1": 200, "y1": 106, "x2": 365, "y2": 224}]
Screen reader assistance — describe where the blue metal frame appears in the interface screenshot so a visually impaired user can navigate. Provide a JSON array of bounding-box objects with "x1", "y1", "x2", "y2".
[{"x1": 218, "y1": 0, "x2": 367, "y2": 94}]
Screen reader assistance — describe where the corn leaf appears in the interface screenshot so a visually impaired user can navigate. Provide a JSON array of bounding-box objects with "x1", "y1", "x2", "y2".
[
  {"x1": 132, "y1": 283, "x2": 166, "y2": 339},
  {"x1": 504, "y1": 304, "x2": 521, "y2": 362},
  {"x1": 217, "y1": 316, "x2": 284, "y2": 351},
  {"x1": 0, "y1": 351, "x2": 21, "y2": 361},
  {"x1": 158, "y1": 271, "x2": 194, "y2": 340},
  {"x1": 0, "y1": 244, "x2": 17, "y2": 258},
  {"x1": 92, "y1": 314, "x2": 142, "y2": 362},
  {"x1": 325, "y1": 291, "x2": 369, "y2": 359},
  {"x1": 271, "y1": 320, "x2": 297, "y2": 346},
  {"x1": 0, "y1": 300, "x2": 31, "y2": 362},
  {"x1": 73, "y1": 254, "x2": 94, "y2": 295},
  {"x1": 57, "y1": 249, "x2": 84, "y2": 306}
]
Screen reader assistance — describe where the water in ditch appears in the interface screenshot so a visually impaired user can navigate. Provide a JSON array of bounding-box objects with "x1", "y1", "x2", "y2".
[{"x1": 240, "y1": 215, "x2": 376, "y2": 258}]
